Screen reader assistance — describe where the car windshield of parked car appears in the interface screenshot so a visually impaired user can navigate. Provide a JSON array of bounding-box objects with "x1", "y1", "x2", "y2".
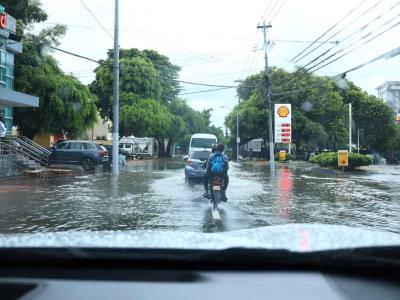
[{"x1": 0, "y1": 0, "x2": 400, "y2": 260}]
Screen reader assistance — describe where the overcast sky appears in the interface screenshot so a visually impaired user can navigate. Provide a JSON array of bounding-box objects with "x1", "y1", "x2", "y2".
[{"x1": 36, "y1": 0, "x2": 400, "y2": 129}]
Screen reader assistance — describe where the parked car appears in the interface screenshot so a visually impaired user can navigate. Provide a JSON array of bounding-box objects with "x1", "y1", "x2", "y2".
[
  {"x1": 100, "y1": 144, "x2": 132, "y2": 160},
  {"x1": 49, "y1": 140, "x2": 109, "y2": 171},
  {"x1": 184, "y1": 150, "x2": 211, "y2": 183}
]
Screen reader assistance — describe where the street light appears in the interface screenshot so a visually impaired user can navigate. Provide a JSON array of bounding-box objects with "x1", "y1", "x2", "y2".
[
  {"x1": 357, "y1": 128, "x2": 364, "y2": 154},
  {"x1": 234, "y1": 80, "x2": 243, "y2": 163},
  {"x1": 341, "y1": 73, "x2": 352, "y2": 152}
]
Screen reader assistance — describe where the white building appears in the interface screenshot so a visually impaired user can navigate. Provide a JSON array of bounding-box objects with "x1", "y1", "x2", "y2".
[{"x1": 376, "y1": 81, "x2": 400, "y2": 113}]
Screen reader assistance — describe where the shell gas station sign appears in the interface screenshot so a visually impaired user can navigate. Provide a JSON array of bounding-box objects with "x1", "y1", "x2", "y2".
[{"x1": 274, "y1": 104, "x2": 291, "y2": 143}]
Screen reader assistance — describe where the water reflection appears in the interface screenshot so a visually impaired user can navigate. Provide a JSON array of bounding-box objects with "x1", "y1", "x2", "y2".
[{"x1": 277, "y1": 166, "x2": 293, "y2": 220}]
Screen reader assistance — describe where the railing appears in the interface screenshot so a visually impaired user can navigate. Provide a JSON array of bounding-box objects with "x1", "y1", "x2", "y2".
[
  {"x1": 19, "y1": 136, "x2": 52, "y2": 156},
  {"x1": 1, "y1": 135, "x2": 50, "y2": 168}
]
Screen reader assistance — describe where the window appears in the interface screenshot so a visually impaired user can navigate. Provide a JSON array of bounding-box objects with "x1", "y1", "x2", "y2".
[
  {"x1": 82, "y1": 143, "x2": 97, "y2": 150},
  {"x1": 190, "y1": 151, "x2": 211, "y2": 160},
  {"x1": 68, "y1": 142, "x2": 82, "y2": 150},
  {"x1": 190, "y1": 138, "x2": 216, "y2": 148},
  {"x1": 56, "y1": 142, "x2": 69, "y2": 150}
]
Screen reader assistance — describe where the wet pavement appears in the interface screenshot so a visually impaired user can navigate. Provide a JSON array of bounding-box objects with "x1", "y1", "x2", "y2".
[{"x1": 0, "y1": 159, "x2": 400, "y2": 234}]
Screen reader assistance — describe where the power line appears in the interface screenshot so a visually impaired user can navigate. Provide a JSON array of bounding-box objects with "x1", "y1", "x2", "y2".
[
  {"x1": 290, "y1": 0, "x2": 368, "y2": 62},
  {"x1": 79, "y1": 0, "x2": 113, "y2": 40},
  {"x1": 270, "y1": 0, "x2": 287, "y2": 23},
  {"x1": 336, "y1": 46, "x2": 400, "y2": 77},
  {"x1": 50, "y1": 46, "x2": 240, "y2": 89},
  {"x1": 302, "y1": 0, "x2": 398, "y2": 69},
  {"x1": 258, "y1": 0, "x2": 275, "y2": 24},
  {"x1": 173, "y1": 80, "x2": 236, "y2": 88},
  {"x1": 50, "y1": 46, "x2": 100, "y2": 64},
  {"x1": 296, "y1": 0, "x2": 383, "y2": 65},
  {"x1": 179, "y1": 87, "x2": 235, "y2": 95},
  {"x1": 264, "y1": 0, "x2": 280, "y2": 22},
  {"x1": 309, "y1": 17, "x2": 400, "y2": 72}
]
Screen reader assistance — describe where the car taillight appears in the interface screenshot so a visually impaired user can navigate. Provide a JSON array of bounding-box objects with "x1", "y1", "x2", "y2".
[
  {"x1": 187, "y1": 159, "x2": 192, "y2": 166},
  {"x1": 100, "y1": 149, "x2": 105, "y2": 157}
]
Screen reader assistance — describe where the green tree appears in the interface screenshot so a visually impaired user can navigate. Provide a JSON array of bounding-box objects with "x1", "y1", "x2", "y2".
[
  {"x1": 14, "y1": 43, "x2": 97, "y2": 138},
  {"x1": 5, "y1": 1, "x2": 98, "y2": 139},
  {"x1": 90, "y1": 48, "x2": 180, "y2": 121}
]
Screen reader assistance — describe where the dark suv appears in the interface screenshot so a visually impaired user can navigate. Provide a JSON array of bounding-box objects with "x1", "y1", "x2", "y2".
[{"x1": 49, "y1": 140, "x2": 109, "y2": 170}]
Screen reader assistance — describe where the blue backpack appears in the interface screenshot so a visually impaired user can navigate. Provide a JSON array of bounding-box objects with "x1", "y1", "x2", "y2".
[{"x1": 211, "y1": 153, "x2": 225, "y2": 174}]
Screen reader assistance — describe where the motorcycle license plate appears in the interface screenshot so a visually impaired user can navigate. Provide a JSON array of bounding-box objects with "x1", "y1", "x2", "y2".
[{"x1": 212, "y1": 186, "x2": 221, "y2": 191}]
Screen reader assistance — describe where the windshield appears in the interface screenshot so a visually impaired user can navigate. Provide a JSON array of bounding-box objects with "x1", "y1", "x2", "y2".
[
  {"x1": 191, "y1": 138, "x2": 217, "y2": 149},
  {"x1": 0, "y1": 0, "x2": 400, "y2": 255}
]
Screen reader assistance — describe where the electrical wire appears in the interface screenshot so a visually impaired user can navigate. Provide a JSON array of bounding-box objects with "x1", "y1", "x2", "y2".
[
  {"x1": 270, "y1": 0, "x2": 287, "y2": 23},
  {"x1": 296, "y1": 0, "x2": 383, "y2": 64},
  {"x1": 309, "y1": 17, "x2": 400, "y2": 72},
  {"x1": 335, "y1": 46, "x2": 400, "y2": 77},
  {"x1": 264, "y1": 0, "x2": 281, "y2": 22},
  {"x1": 79, "y1": 0, "x2": 113, "y2": 41},
  {"x1": 179, "y1": 87, "x2": 235, "y2": 95},
  {"x1": 258, "y1": 0, "x2": 275, "y2": 24},
  {"x1": 302, "y1": 0, "x2": 400, "y2": 69},
  {"x1": 290, "y1": 0, "x2": 368, "y2": 62}
]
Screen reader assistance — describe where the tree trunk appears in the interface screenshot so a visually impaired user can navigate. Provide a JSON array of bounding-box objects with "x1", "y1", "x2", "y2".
[
  {"x1": 158, "y1": 139, "x2": 166, "y2": 157},
  {"x1": 166, "y1": 139, "x2": 173, "y2": 157}
]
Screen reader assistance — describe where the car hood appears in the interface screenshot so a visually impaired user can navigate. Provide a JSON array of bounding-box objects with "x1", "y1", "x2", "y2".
[{"x1": 0, "y1": 224, "x2": 399, "y2": 252}]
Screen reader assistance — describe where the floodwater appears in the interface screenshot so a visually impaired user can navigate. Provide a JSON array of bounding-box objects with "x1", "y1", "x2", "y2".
[{"x1": 0, "y1": 159, "x2": 399, "y2": 234}]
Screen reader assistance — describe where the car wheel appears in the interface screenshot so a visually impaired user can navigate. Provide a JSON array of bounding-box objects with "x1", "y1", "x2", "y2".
[
  {"x1": 136, "y1": 154, "x2": 143, "y2": 160},
  {"x1": 81, "y1": 158, "x2": 95, "y2": 171}
]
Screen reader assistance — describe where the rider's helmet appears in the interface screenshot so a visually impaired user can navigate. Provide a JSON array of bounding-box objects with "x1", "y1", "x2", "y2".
[{"x1": 215, "y1": 143, "x2": 224, "y2": 152}]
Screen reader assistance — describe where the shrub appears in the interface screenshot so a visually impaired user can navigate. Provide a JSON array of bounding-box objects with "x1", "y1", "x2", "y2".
[{"x1": 309, "y1": 152, "x2": 373, "y2": 170}]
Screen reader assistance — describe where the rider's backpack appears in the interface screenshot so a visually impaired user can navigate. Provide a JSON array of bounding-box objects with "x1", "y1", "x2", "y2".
[{"x1": 211, "y1": 153, "x2": 225, "y2": 174}]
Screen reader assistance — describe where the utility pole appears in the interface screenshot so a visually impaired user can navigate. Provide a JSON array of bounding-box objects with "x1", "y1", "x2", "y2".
[
  {"x1": 257, "y1": 21, "x2": 275, "y2": 173},
  {"x1": 357, "y1": 128, "x2": 364, "y2": 154},
  {"x1": 349, "y1": 102, "x2": 352, "y2": 153},
  {"x1": 234, "y1": 79, "x2": 242, "y2": 164},
  {"x1": 112, "y1": 0, "x2": 120, "y2": 175}
]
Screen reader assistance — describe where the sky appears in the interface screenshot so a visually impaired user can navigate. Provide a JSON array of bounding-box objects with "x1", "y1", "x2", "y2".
[{"x1": 36, "y1": 0, "x2": 400, "y2": 129}]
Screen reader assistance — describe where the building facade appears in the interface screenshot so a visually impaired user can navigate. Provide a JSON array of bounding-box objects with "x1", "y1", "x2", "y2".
[
  {"x1": 376, "y1": 81, "x2": 400, "y2": 113},
  {"x1": 0, "y1": 5, "x2": 38, "y2": 132}
]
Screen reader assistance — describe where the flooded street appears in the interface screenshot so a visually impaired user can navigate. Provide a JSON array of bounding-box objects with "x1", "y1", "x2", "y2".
[{"x1": 0, "y1": 159, "x2": 400, "y2": 234}]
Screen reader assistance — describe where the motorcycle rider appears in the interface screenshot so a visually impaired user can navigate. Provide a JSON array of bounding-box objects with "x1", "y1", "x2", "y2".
[{"x1": 203, "y1": 143, "x2": 229, "y2": 201}]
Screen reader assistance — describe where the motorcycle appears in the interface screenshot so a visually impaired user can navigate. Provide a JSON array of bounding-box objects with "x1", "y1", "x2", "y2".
[{"x1": 208, "y1": 176, "x2": 225, "y2": 211}]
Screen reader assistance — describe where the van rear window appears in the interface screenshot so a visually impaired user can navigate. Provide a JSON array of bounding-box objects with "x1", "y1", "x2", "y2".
[{"x1": 190, "y1": 138, "x2": 216, "y2": 148}]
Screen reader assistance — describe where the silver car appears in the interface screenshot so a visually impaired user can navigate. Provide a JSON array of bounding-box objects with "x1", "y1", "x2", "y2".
[{"x1": 184, "y1": 150, "x2": 211, "y2": 183}]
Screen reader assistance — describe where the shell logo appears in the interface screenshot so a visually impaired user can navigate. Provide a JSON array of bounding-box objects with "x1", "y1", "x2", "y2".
[{"x1": 277, "y1": 106, "x2": 290, "y2": 118}]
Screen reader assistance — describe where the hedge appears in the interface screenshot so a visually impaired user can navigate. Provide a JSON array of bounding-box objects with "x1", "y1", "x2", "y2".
[{"x1": 309, "y1": 152, "x2": 373, "y2": 170}]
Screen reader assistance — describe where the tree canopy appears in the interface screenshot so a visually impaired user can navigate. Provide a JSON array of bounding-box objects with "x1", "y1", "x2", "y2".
[
  {"x1": 226, "y1": 67, "x2": 400, "y2": 158},
  {"x1": 4, "y1": 1, "x2": 98, "y2": 139},
  {"x1": 90, "y1": 48, "x2": 223, "y2": 156}
]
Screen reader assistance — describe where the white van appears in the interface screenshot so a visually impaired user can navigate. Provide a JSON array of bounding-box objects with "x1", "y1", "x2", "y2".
[{"x1": 188, "y1": 133, "x2": 217, "y2": 155}]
